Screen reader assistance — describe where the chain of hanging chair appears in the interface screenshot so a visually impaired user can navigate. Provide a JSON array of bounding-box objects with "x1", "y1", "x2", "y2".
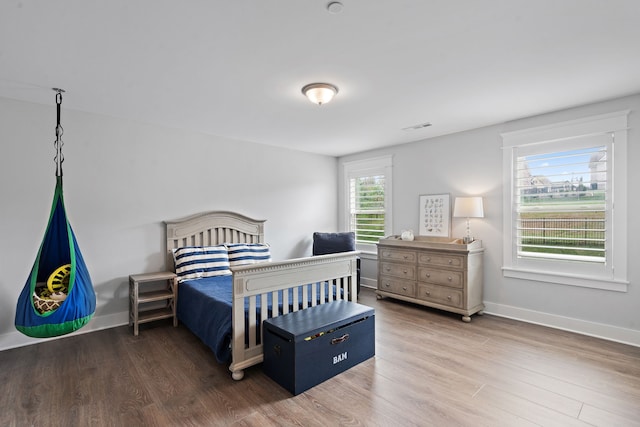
[{"x1": 53, "y1": 88, "x2": 65, "y2": 178}]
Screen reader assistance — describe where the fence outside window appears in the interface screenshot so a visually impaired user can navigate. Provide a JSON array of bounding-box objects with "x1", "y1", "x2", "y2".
[{"x1": 517, "y1": 215, "x2": 605, "y2": 260}]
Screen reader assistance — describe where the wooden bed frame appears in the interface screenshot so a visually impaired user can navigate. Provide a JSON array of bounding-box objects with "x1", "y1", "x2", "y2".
[{"x1": 165, "y1": 211, "x2": 358, "y2": 380}]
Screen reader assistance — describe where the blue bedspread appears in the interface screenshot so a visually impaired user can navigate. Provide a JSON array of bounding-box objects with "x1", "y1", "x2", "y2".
[
  {"x1": 177, "y1": 276, "x2": 341, "y2": 364},
  {"x1": 177, "y1": 276, "x2": 234, "y2": 363}
]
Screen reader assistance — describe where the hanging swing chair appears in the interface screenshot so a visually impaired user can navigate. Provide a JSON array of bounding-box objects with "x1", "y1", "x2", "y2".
[{"x1": 15, "y1": 89, "x2": 96, "y2": 338}]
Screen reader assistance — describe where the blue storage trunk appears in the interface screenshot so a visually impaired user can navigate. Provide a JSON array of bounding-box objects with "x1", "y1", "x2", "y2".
[{"x1": 263, "y1": 300, "x2": 375, "y2": 395}]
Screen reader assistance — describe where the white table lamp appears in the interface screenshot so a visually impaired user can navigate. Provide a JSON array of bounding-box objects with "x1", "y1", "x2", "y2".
[{"x1": 453, "y1": 197, "x2": 484, "y2": 244}]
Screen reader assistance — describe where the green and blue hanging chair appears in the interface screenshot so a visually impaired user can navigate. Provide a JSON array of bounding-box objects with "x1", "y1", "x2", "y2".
[{"x1": 15, "y1": 89, "x2": 96, "y2": 338}]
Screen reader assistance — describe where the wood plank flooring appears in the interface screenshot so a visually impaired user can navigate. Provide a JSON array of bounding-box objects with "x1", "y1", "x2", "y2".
[{"x1": 1, "y1": 288, "x2": 639, "y2": 426}]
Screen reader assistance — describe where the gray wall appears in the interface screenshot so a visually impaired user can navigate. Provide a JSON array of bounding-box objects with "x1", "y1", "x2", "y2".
[
  {"x1": 0, "y1": 97, "x2": 338, "y2": 349},
  {"x1": 2, "y1": 93, "x2": 638, "y2": 349},
  {"x1": 340, "y1": 94, "x2": 640, "y2": 345}
]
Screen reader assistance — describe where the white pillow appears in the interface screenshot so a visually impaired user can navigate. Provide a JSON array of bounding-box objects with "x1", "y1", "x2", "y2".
[
  {"x1": 226, "y1": 243, "x2": 271, "y2": 267},
  {"x1": 173, "y1": 245, "x2": 231, "y2": 282}
]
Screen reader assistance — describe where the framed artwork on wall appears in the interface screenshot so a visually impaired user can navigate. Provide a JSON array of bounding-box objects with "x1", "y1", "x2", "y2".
[{"x1": 419, "y1": 193, "x2": 451, "y2": 237}]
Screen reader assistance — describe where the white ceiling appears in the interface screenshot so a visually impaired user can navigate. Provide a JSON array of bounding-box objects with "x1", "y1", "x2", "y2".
[{"x1": 1, "y1": 1, "x2": 639, "y2": 157}]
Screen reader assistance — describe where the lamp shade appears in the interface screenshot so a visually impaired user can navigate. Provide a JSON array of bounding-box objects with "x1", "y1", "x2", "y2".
[
  {"x1": 302, "y1": 83, "x2": 338, "y2": 105},
  {"x1": 453, "y1": 197, "x2": 484, "y2": 218}
]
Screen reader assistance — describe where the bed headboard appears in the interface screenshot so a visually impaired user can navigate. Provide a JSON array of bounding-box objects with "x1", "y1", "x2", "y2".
[{"x1": 164, "y1": 211, "x2": 266, "y2": 271}]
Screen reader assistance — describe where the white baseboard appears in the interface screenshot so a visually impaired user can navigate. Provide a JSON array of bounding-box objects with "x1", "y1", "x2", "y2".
[
  {"x1": 484, "y1": 302, "x2": 640, "y2": 348},
  {"x1": 361, "y1": 277, "x2": 377, "y2": 289},
  {"x1": 0, "y1": 311, "x2": 129, "y2": 352}
]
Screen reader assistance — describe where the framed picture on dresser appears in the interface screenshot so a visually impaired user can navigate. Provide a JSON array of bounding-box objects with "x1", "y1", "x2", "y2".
[{"x1": 419, "y1": 193, "x2": 450, "y2": 237}]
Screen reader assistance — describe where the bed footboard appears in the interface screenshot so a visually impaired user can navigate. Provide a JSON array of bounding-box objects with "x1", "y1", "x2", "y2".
[{"x1": 228, "y1": 251, "x2": 359, "y2": 380}]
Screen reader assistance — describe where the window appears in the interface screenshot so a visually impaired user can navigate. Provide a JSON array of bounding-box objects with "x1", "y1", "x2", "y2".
[
  {"x1": 502, "y1": 111, "x2": 628, "y2": 291},
  {"x1": 343, "y1": 156, "x2": 393, "y2": 252}
]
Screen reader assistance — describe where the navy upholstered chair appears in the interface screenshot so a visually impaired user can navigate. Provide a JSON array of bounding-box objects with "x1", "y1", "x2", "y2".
[{"x1": 312, "y1": 232, "x2": 361, "y2": 295}]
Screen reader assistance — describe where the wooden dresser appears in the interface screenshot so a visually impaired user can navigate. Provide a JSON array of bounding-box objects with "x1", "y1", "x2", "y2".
[{"x1": 376, "y1": 236, "x2": 484, "y2": 322}]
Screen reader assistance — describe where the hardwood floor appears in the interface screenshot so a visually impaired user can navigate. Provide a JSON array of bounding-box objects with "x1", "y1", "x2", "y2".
[{"x1": 2, "y1": 288, "x2": 639, "y2": 426}]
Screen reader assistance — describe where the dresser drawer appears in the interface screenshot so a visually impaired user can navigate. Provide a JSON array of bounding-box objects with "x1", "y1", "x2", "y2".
[
  {"x1": 379, "y1": 249, "x2": 417, "y2": 263},
  {"x1": 417, "y1": 284, "x2": 463, "y2": 308},
  {"x1": 418, "y1": 267, "x2": 464, "y2": 289},
  {"x1": 379, "y1": 262, "x2": 417, "y2": 280},
  {"x1": 378, "y1": 277, "x2": 415, "y2": 297},
  {"x1": 418, "y1": 252, "x2": 465, "y2": 269}
]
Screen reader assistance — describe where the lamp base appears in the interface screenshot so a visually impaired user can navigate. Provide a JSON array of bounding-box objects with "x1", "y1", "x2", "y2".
[{"x1": 462, "y1": 236, "x2": 474, "y2": 244}]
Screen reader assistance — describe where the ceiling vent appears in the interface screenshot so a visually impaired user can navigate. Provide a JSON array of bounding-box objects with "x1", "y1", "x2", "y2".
[{"x1": 402, "y1": 122, "x2": 432, "y2": 131}]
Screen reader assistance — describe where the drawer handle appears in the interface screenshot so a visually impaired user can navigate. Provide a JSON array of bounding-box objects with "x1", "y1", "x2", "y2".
[
  {"x1": 385, "y1": 267, "x2": 391, "y2": 272},
  {"x1": 426, "y1": 257, "x2": 431, "y2": 262},
  {"x1": 385, "y1": 283, "x2": 391, "y2": 288},
  {"x1": 448, "y1": 276, "x2": 453, "y2": 281},
  {"x1": 403, "y1": 255, "x2": 409, "y2": 260},
  {"x1": 331, "y1": 334, "x2": 350, "y2": 345},
  {"x1": 447, "y1": 295, "x2": 452, "y2": 300},
  {"x1": 426, "y1": 291, "x2": 431, "y2": 296},
  {"x1": 448, "y1": 259, "x2": 453, "y2": 264},
  {"x1": 402, "y1": 286, "x2": 407, "y2": 291},
  {"x1": 403, "y1": 269, "x2": 408, "y2": 274},
  {"x1": 426, "y1": 273, "x2": 431, "y2": 278}
]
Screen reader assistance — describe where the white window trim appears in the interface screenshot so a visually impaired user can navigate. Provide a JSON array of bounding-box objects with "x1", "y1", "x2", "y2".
[
  {"x1": 501, "y1": 111, "x2": 629, "y2": 292},
  {"x1": 343, "y1": 155, "x2": 393, "y2": 253}
]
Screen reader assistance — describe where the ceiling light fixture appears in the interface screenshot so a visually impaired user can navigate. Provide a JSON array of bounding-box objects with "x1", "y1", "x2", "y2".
[{"x1": 302, "y1": 83, "x2": 338, "y2": 105}]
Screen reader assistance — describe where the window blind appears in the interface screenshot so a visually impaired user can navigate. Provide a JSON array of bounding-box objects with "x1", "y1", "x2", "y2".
[
  {"x1": 514, "y1": 143, "x2": 608, "y2": 263},
  {"x1": 349, "y1": 175, "x2": 386, "y2": 244}
]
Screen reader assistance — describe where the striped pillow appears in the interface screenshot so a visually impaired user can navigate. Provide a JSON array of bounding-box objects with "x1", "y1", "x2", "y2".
[
  {"x1": 173, "y1": 245, "x2": 231, "y2": 282},
  {"x1": 226, "y1": 243, "x2": 271, "y2": 267}
]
